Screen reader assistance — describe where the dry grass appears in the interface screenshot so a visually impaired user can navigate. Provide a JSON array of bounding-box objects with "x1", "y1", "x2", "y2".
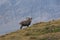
[{"x1": 0, "y1": 19, "x2": 60, "y2": 40}]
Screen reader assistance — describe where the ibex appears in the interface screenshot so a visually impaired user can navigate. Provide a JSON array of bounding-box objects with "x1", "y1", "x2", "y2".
[{"x1": 19, "y1": 17, "x2": 32, "y2": 29}]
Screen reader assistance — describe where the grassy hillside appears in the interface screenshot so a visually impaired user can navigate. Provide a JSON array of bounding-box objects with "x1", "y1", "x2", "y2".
[{"x1": 0, "y1": 19, "x2": 60, "y2": 40}]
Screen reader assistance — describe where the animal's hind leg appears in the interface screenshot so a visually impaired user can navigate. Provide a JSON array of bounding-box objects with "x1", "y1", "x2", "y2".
[{"x1": 20, "y1": 25, "x2": 23, "y2": 29}]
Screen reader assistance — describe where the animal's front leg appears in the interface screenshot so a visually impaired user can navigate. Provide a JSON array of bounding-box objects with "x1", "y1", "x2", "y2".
[{"x1": 27, "y1": 25, "x2": 29, "y2": 27}]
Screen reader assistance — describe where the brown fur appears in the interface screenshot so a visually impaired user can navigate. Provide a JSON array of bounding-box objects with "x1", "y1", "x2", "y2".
[{"x1": 19, "y1": 17, "x2": 32, "y2": 29}]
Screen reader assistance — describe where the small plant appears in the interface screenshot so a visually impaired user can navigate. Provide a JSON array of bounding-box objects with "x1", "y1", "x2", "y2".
[
  {"x1": 24, "y1": 32, "x2": 32, "y2": 36},
  {"x1": 29, "y1": 36, "x2": 37, "y2": 40}
]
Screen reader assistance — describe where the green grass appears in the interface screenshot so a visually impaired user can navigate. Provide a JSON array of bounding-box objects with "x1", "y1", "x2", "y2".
[{"x1": 0, "y1": 19, "x2": 60, "y2": 40}]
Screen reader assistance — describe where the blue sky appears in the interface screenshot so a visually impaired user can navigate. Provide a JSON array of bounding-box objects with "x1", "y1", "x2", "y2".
[{"x1": 0, "y1": 0, "x2": 60, "y2": 35}]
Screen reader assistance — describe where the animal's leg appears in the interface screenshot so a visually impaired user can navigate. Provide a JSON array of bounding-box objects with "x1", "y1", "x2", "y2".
[
  {"x1": 20, "y1": 25, "x2": 23, "y2": 29},
  {"x1": 27, "y1": 25, "x2": 29, "y2": 27}
]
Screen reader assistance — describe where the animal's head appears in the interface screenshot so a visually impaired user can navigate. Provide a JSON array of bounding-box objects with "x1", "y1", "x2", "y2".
[{"x1": 26, "y1": 17, "x2": 32, "y2": 21}]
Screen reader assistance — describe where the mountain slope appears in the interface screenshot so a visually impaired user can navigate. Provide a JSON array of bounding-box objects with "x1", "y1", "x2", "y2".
[
  {"x1": 0, "y1": 0, "x2": 60, "y2": 35},
  {"x1": 0, "y1": 19, "x2": 60, "y2": 40}
]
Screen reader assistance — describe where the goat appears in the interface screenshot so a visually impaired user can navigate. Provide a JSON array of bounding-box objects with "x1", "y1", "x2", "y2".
[{"x1": 19, "y1": 17, "x2": 32, "y2": 29}]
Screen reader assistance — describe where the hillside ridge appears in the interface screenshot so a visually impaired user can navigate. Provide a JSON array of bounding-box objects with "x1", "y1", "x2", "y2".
[{"x1": 0, "y1": 19, "x2": 60, "y2": 40}]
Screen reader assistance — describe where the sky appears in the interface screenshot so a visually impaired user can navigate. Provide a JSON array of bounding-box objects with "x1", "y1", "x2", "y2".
[{"x1": 0, "y1": 0, "x2": 60, "y2": 35}]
